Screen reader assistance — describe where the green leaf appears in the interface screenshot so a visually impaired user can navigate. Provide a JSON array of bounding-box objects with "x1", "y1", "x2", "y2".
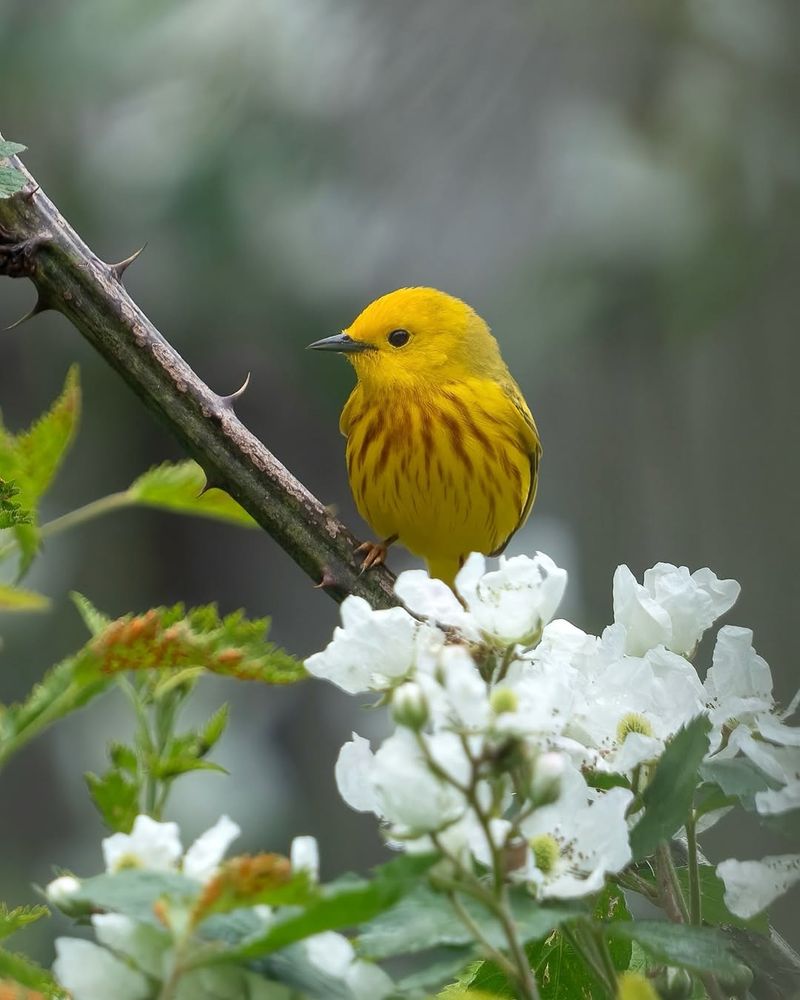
[
  {"x1": 699, "y1": 756, "x2": 775, "y2": 805},
  {"x1": 0, "y1": 945, "x2": 66, "y2": 996},
  {"x1": 0, "y1": 583, "x2": 49, "y2": 612},
  {"x1": 218, "y1": 855, "x2": 437, "y2": 963},
  {"x1": 359, "y1": 884, "x2": 578, "y2": 960},
  {"x1": 0, "y1": 903, "x2": 49, "y2": 942},
  {"x1": 71, "y1": 591, "x2": 112, "y2": 636},
  {"x1": 630, "y1": 715, "x2": 711, "y2": 860},
  {"x1": 85, "y1": 603, "x2": 305, "y2": 685},
  {"x1": 595, "y1": 883, "x2": 632, "y2": 972},
  {"x1": 398, "y1": 948, "x2": 477, "y2": 993},
  {"x1": 0, "y1": 478, "x2": 32, "y2": 529},
  {"x1": 605, "y1": 921, "x2": 742, "y2": 977},
  {"x1": 199, "y1": 704, "x2": 229, "y2": 753},
  {"x1": 72, "y1": 870, "x2": 199, "y2": 924},
  {"x1": 0, "y1": 649, "x2": 111, "y2": 770},
  {"x1": 10, "y1": 365, "x2": 81, "y2": 503},
  {"x1": 85, "y1": 768, "x2": 141, "y2": 832},
  {"x1": 0, "y1": 140, "x2": 26, "y2": 157},
  {"x1": 0, "y1": 366, "x2": 81, "y2": 576},
  {"x1": 127, "y1": 461, "x2": 256, "y2": 528},
  {"x1": 0, "y1": 166, "x2": 26, "y2": 199}
]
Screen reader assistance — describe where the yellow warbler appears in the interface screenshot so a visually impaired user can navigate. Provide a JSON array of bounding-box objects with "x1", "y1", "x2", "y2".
[{"x1": 309, "y1": 287, "x2": 541, "y2": 588}]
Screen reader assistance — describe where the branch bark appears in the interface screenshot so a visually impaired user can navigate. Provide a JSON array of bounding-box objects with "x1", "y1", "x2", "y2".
[{"x1": 0, "y1": 149, "x2": 398, "y2": 609}]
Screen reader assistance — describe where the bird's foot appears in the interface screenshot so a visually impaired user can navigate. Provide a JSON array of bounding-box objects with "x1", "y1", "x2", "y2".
[{"x1": 356, "y1": 535, "x2": 397, "y2": 572}]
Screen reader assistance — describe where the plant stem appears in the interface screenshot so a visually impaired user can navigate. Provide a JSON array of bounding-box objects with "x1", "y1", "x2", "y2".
[
  {"x1": 445, "y1": 890, "x2": 521, "y2": 988},
  {"x1": 655, "y1": 842, "x2": 689, "y2": 924},
  {"x1": 0, "y1": 150, "x2": 398, "y2": 609},
  {"x1": 686, "y1": 815, "x2": 701, "y2": 926}
]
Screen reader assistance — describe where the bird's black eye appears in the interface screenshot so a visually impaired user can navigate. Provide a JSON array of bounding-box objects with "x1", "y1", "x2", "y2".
[{"x1": 387, "y1": 329, "x2": 410, "y2": 348}]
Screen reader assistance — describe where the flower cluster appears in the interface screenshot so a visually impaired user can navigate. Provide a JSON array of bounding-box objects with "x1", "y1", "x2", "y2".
[
  {"x1": 307, "y1": 553, "x2": 800, "y2": 914},
  {"x1": 48, "y1": 816, "x2": 392, "y2": 1000}
]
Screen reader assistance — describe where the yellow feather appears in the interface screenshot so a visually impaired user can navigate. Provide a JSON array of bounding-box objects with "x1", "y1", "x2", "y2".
[{"x1": 321, "y1": 287, "x2": 541, "y2": 589}]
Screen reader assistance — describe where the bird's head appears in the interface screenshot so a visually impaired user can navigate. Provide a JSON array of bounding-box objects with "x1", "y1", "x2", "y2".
[{"x1": 308, "y1": 287, "x2": 504, "y2": 390}]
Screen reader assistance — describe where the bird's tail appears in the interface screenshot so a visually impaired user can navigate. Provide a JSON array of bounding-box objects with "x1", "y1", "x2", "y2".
[{"x1": 425, "y1": 557, "x2": 461, "y2": 592}]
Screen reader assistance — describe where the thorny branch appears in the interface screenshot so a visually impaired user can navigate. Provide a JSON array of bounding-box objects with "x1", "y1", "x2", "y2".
[{"x1": 0, "y1": 146, "x2": 398, "y2": 608}]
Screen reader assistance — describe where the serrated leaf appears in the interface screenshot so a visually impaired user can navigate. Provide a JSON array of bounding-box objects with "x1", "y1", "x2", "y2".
[
  {"x1": 0, "y1": 166, "x2": 26, "y2": 199},
  {"x1": 699, "y1": 757, "x2": 776, "y2": 811},
  {"x1": 85, "y1": 604, "x2": 305, "y2": 685},
  {"x1": 71, "y1": 591, "x2": 111, "y2": 636},
  {"x1": 0, "y1": 946, "x2": 65, "y2": 996},
  {"x1": 0, "y1": 584, "x2": 49, "y2": 612},
  {"x1": 630, "y1": 716, "x2": 711, "y2": 860},
  {"x1": 0, "y1": 648, "x2": 111, "y2": 770},
  {"x1": 0, "y1": 141, "x2": 26, "y2": 158},
  {"x1": 605, "y1": 921, "x2": 742, "y2": 977},
  {"x1": 0, "y1": 478, "x2": 32, "y2": 529},
  {"x1": 215, "y1": 855, "x2": 437, "y2": 964},
  {"x1": 200, "y1": 704, "x2": 229, "y2": 753},
  {"x1": 399, "y1": 948, "x2": 477, "y2": 992},
  {"x1": 0, "y1": 904, "x2": 49, "y2": 942},
  {"x1": 127, "y1": 461, "x2": 256, "y2": 528},
  {"x1": 11, "y1": 365, "x2": 81, "y2": 503},
  {"x1": 358, "y1": 884, "x2": 578, "y2": 961},
  {"x1": 0, "y1": 366, "x2": 81, "y2": 576},
  {"x1": 109, "y1": 742, "x2": 138, "y2": 774},
  {"x1": 72, "y1": 870, "x2": 199, "y2": 924},
  {"x1": 85, "y1": 768, "x2": 140, "y2": 832}
]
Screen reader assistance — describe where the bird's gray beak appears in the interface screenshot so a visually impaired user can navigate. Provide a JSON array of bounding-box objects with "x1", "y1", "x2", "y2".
[{"x1": 306, "y1": 333, "x2": 376, "y2": 353}]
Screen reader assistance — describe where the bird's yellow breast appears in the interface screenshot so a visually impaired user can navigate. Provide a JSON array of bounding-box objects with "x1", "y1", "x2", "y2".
[{"x1": 341, "y1": 377, "x2": 540, "y2": 585}]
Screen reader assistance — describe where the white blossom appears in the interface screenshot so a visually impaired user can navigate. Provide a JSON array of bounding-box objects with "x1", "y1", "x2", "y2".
[
  {"x1": 518, "y1": 765, "x2": 633, "y2": 899},
  {"x1": 336, "y1": 729, "x2": 470, "y2": 836},
  {"x1": 304, "y1": 595, "x2": 443, "y2": 693},
  {"x1": 45, "y1": 875, "x2": 81, "y2": 909},
  {"x1": 102, "y1": 815, "x2": 182, "y2": 873},
  {"x1": 613, "y1": 563, "x2": 739, "y2": 657},
  {"x1": 455, "y1": 552, "x2": 568, "y2": 645},
  {"x1": 182, "y1": 814, "x2": 241, "y2": 882},
  {"x1": 290, "y1": 835, "x2": 320, "y2": 881},
  {"x1": 303, "y1": 931, "x2": 393, "y2": 1000},
  {"x1": 54, "y1": 938, "x2": 150, "y2": 1000},
  {"x1": 102, "y1": 814, "x2": 240, "y2": 883},
  {"x1": 717, "y1": 855, "x2": 800, "y2": 919}
]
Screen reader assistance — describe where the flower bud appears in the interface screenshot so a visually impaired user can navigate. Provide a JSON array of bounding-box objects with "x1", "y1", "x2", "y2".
[
  {"x1": 391, "y1": 682, "x2": 428, "y2": 730},
  {"x1": 45, "y1": 875, "x2": 83, "y2": 914},
  {"x1": 530, "y1": 752, "x2": 565, "y2": 807},
  {"x1": 653, "y1": 967, "x2": 693, "y2": 1000},
  {"x1": 290, "y1": 835, "x2": 320, "y2": 882}
]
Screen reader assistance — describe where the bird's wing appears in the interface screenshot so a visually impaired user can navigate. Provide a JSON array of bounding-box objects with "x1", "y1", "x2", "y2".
[
  {"x1": 489, "y1": 379, "x2": 542, "y2": 556},
  {"x1": 339, "y1": 384, "x2": 364, "y2": 438}
]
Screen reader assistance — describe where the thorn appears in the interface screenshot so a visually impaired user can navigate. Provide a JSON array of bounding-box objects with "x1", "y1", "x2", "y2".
[
  {"x1": 218, "y1": 372, "x2": 251, "y2": 410},
  {"x1": 198, "y1": 470, "x2": 226, "y2": 496},
  {"x1": 4, "y1": 291, "x2": 51, "y2": 331},
  {"x1": 314, "y1": 567, "x2": 338, "y2": 590},
  {"x1": 22, "y1": 184, "x2": 40, "y2": 202},
  {"x1": 109, "y1": 243, "x2": 147, "y2": 281}
]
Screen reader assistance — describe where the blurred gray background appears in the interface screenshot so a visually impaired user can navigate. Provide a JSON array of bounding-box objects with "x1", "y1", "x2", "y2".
[{"x1": 1, "y1": 0, "x2": 798, "y2": 959}]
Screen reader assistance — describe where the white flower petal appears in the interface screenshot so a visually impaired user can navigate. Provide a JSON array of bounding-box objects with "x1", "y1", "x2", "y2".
[
  {"x1": 717, "y1": 855, "x2": 800, "y2": 919},
  {"x1": 394, "y1": 570, "x2": 473, "y2": 633},
  {"x1": 102, "y1": 815, "x2": 182, "y2": 873},
  {"x1": 756, "y1": 714, "x2": 800, "y2": 747},
  {"x1": 335, "y1": 734, "x2": 380, "y2": 814},
  {"x1": 756, "y1": 782, "x2": 800, "y2": 816},
  {"x1": 705, "y1": 627, "x2": 773, "y2": 723},
  {"x1": 290, "y1": 836, "x2": 320, "y2": 881},
  {"x1": 183, "y1": 815, "x2": 241, "y2": 883},
  {"x1": 54, "y1": 938, "x2": 150, "y2": 1000},
  {"x1": 305, "y1": 597, "x2": 423, "y2": 694},
  {"x1": 304, "y1": 931, "x2": 355, "y2": 977},
  {"x1": 613, "y1": 565, "x2": 672, "y2": 656},
  {"x1": 457, "y1": 552, "x2": 567, "y2": 645}
]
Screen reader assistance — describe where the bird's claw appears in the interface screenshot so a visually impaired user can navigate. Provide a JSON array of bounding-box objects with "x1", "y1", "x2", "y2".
[{"x1": 356, "y1": 540, "x2": 390, "y2": 573}]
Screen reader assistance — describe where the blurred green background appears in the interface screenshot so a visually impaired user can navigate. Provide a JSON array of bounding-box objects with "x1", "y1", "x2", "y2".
[{"x1": 1, "y1": 0, "x2": 798, "y2": 959}]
